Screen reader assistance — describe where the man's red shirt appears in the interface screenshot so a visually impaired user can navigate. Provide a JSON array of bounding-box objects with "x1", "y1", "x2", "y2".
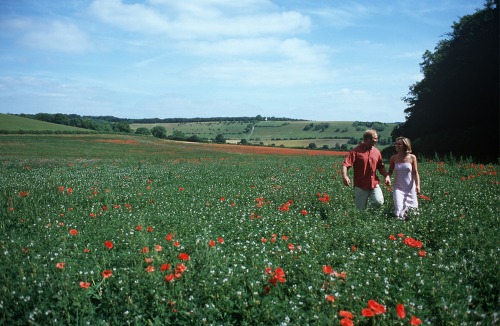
[{"x1": 342, "y1": 144, "x2": 385, "y2": 190}]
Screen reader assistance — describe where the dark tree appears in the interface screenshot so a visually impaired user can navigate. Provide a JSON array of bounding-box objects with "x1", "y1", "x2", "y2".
[
  {"x1": 214, "y1": 134, "x2": 226, "y2": 144},
  {"x1": 135, "y1": 127, "x2": 151, "y2": 135},
  {"x1": 151, "y1": 126, "x2": 167, "y2": 139},
  {"x1": 392, "y1": 0, "x2": 499, "y2": 162},
  {"x1": 112, "y1": 121, "x2": 132, "y2": 133}
]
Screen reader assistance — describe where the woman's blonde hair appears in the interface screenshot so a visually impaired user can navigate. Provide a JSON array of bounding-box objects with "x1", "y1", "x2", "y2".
[{"x1": 396, "y1": 136, "x2": 412, "y2": 154}]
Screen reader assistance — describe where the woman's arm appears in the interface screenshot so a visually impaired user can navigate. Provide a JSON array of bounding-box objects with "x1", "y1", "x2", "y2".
[
  {"x1": 411, "y1": 155, "x2": 421, "y2": 194},
  {"x1": 385, "y1": 156, "x2": 394, "y2": 186}
]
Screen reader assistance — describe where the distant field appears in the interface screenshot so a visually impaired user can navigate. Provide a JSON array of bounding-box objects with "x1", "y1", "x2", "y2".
[
  {"x1": 0, "y1": 113, "x2": 89, "y2": 132},
  {"x1": 131, "y1": 120, "x2": 398, "y2": 148},
  {"x1": 2, "y1": 114, "x2": 397, "y2": 150}
]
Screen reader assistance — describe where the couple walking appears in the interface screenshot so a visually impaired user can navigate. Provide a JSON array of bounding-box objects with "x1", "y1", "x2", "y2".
[{"x1": 341, "y1": 129, "x2": 421, "y2": 219}]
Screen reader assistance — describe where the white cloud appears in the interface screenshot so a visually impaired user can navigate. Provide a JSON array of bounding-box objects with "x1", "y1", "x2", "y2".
[
  {"x1": 19, "y1": 21, "x2": 92, "y2": 53},
  {"x1": 177, "y1": 37, "x2": 329, "y2": 62},
  {"x1": 2, "y1": 18, "x2": 93, "y2": 53},
  {"x1": 89, "y1": 0, "x2": 170, "y2": 34},
  {"x1": 89, "y1": 0, "x2": 310, "y2": 38}
]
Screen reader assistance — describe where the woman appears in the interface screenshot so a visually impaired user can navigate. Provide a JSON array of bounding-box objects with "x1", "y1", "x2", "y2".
[{"x1": 385, "y1": 137, "x2": 420, "y2": 219}]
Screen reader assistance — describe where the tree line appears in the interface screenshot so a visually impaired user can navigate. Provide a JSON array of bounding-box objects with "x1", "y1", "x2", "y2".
[{"x1": 17, "y1": 113, "x2": 302, "y2": 133}]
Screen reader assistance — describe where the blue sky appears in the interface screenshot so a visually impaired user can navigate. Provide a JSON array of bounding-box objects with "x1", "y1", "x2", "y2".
[{"x1": 0, "y1": 0, "x2": 485, "y2": 122}]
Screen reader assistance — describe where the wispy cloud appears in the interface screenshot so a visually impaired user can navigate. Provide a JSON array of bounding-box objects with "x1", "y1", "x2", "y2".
[
  {"x1": 14, "y1": 20, "x2": 93, "y2": 53},
  {"x1": 89, "y1": 0, "x2": 310, "y2": 38}
]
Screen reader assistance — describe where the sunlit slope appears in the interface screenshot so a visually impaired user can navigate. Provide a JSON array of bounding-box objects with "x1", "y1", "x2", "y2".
[{"x1": 0, "y1": 114, "x2": 89, "y2": 132}]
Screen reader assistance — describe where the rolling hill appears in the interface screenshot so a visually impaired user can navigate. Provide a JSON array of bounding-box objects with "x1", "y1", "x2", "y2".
[{"x1": 0, "y1": 114, "x2": 92, "y2": 132}]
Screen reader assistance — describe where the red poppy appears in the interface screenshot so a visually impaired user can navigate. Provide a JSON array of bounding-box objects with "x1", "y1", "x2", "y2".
[
  {"x1": 69, "y1": 229, "x2": 78, "y2": 235},
  {"x1": 135, "y1": 225, "x2": 143, "y2": 231},
  {"x1": 79, "y1": 281, "x2": 90, "y2": 289},
  {"x1": 287, "y1": 243, "x2": 295, "y2": 250},
  {"x1": 165, "y1": 274, "x2": 174, "y2": 282},
  {"x1": 340, "y1": 318, "x2": 354, "y2": 326},
  {"x1": 351, "y1": 246, "x2": 357, "y2": 252},
  {"x1": 103, "y1": 241, "x2": 113, "y2": 250},
  {"x1": 209, "y1": 240, "x2": 215, "y2": 247},
  {"x1": 102, "y1": 205, "x2": 107, "y2": 211},
  {"x1": 325, "y1": 295, "x2": 335, "y2": 302},
  {"x1": 418, "y1": 250, "x2": 427, "y2": 257},
  {"x1": 145, "y1": 265, "x2": 155, "y2": 273},
  {"x1": 144, "y1": 257, "x2": 153, "y2": 263},
  {"x1": 322, "y1": 265, "x2": 333, "y2": 275},
  {"x1": 218, "y1": 237, "x2": 224, "y2": 243},
  {"x1": 268, "y1": 267, "x2": 286, "y2": 285},
  {"x1": 161, "y1": 263, "x2": 171, "y2": 271},
  {"x1": 389, "y1": 234, "x2": 396, "y2": 241},
  {"x1": 403, "y1": 237, "x2": 423, "y2": 248},
  {"x1": 147, "y1": 226, "x2": 153, "y2": 232},
  {"x1": 261, "y1": 237, "x2": 268, "y2": 243},
  {"x1": 361, "y1": 308, "x2": 374, "y2": 317},
  {"x1": 339, "y1": 310, "x2": 354, "y2": 319},
  {"x1": 396, "y1": 303, "x2": 406, "y2": 319},
  {"x1": 140, "y1": 246, "x2": 149, "y2": 253},
  {"x1": 102, "y1": 269, "x2": 113, "y2": 278},
  {"x1": 175, "y1": 263, "x2": 187, "y2": 274},
  {"x1": 300, "y1": 209, "x2": 308, "y2": 215},
  {"x1": 84, "y1": 248, "x2": 90, "y2": 253},
  {"x1": 398, "y1": 233, "x2": 404, "y2": 238},
  {"x1": 155, "y1": 244, "x2": 162, "y2": 252},
  {"x1": 368, "y1": 300, "x2": 386, "y2": 315},
  {"x1": 318, "y1": 193, "x2": 330, "y2": 203},
  {"x1": 56, "y1": 262, "x2": 65, "y2": 269},
  {"x1": 165, "y1": 233, "x2": 173, "y2": 241},
  {"x1": 410, "y1": 316, "x2": 422, "y2": 325},
  {"x1": 178, "y1": 253, "x2": 190, "y2": 261},
  {"x1": 279, "y1": 202, "x2": 290, "y2": 211}
]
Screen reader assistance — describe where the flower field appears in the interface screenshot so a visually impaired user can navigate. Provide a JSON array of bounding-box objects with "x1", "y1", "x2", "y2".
[{"x1": 0, "y1": 147, "x2": 498, "y2": 325}]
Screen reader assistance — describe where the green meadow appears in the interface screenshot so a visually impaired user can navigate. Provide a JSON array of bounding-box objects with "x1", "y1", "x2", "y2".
[{"x1": 0, "y1": 134, "x2": 498, "y2": 325}]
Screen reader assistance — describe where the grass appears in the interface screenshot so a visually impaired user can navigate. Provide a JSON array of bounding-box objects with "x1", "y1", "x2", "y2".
[
  {"x1": 0, "y1": 135, "x2": 498, "y2": 325},
  {"x1": 0, "y1": 114, "x2": 88, "y2": 132}
]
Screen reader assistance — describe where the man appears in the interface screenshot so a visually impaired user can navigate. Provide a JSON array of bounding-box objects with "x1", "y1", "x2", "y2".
[{"x1": 341, "y1": 129, "x2": 390, "y2": 210}]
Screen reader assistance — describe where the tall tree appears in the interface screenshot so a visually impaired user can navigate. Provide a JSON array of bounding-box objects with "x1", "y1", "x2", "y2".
[{"x1": 392, "y1": 0, "x2": 499, "y2": 162}]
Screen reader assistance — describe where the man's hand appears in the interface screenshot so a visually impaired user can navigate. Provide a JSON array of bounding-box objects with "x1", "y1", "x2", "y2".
[{"x1": 342, "y1": 175, "x2": 351, "y2": 187}]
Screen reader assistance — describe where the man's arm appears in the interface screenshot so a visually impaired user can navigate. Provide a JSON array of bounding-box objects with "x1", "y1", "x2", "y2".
[{"x1": 341, "y1": 165, "x2": 351, "y2": 187}]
